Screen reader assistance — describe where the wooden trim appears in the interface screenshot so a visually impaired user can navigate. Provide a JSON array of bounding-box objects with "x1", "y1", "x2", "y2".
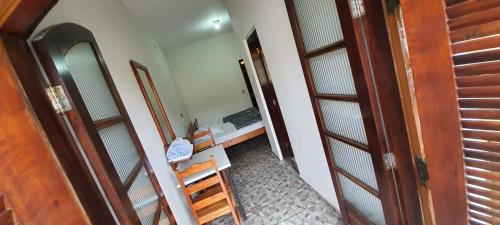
[
  {"x1": 344, "y1": 203, "x2": 375, "y2": 225},
  {"x1": 314, "y1": 93, "x2": 358, "y2": 102},
  {"x1": 0, "y1": 0, "x2": 22, "y2": 26},
  {"x1": 324, "y1": 131, "x2": 369, "y2": 151},
  {"x1": 222, "y1": 127, "x2": 266, "y2": 149},
  {"x1": 304, "y1": 40, "x2": 345, "y2": 58},
  {"x1": 130, "y1": 60, "x2": 176, "y2": 149},
  {"x1": 0, "y1": 0, "x2": 58, "y2": 38},
  {"x1": 400, "y1": 0, "x2": 468, "y2": 224},
  {"x1": 124, "y1": 158, "x2": 145, "y2": 191},
  {"x1": 335, "y1": 166, "x2": 380, "y2": 197},
  {"x1": 94, "y1": 116, "x2": 125, "y2": 130}
]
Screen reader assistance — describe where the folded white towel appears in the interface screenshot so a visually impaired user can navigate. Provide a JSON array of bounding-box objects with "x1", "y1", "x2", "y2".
[{"x1": 166, "y1": 138, "x2": 193, "y2": 163}]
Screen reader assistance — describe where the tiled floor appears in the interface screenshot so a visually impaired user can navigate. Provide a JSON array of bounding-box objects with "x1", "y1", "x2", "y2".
[{"x1": 213, "y1": 136, "x2": 342, "y2": 225}]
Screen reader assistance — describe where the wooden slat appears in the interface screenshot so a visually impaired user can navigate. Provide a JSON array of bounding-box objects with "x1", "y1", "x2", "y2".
[
  {"x1": 335, "y1": 166, "x2": 380, "y2": 198},
  {"x1": 457, "y1": 86, "x2": 500, "y2": 98},
  {"x1": 197, "y1": 200, "x2": 231, "y2": 224},
  {"x1": 344, "y1": 202, "x2": 375, "y2": 225},
  {"x1": 464, "y1": 139, "x2": 500, "y2": 153},
  {"x1": 468, "y1": 185, "x2": 500, "y2": 201},
  {"x1": 124, "y1": 158, "x2": 145, "y2": 191},
  {"x1": 459, "y1": 98, "x2": 500, "y2": 109},
  {"x1": 468, "y1": 194, "x2": 500, "y2": 211},
  {"x1": 314, "y1": 94, "x2": 358, "y2": 102},
  {"x1": 469, "y1": 209, "x2": 500, "y2": 224},
  {"x1": 469, "y1": 202, "x2": 500, "y2": 218},
  {"x1": 448, "y1": 7, "x2": 500, "y2": 31},
  {"x1": 456, "y1": 74, "x2": 500, "y2": 87},
  {"x1": 180, "y1": 161, "x2": 214, "y2": 178},
  {"x1": 324, "y1": 131, "x2": 369, "y2": 151},
  {"x1": 468, "y1": 176, "x2": 500, "y2": 191},
  {"x1": 462, "y1": 119, "x2": 500, "y2": 131},
  {"x1": 464, "y1": 148, "x2": 500, "y2": 163},
  {"x1": 93, "y1": 116, "x2": 125, "y2": 130},
  {"x1": 449, "y1": 20, "x2": 500, "y2": 43},
  {"x1": 152, "y1": 203, "x2": 162, "y2": 225},
  {"x1": 452, "y1": 35, "x2": 500, "y2": 54},
  {"x1": 185, "y1": 176, "x2": 219, "y2": 194},
  {"x1": 461, "y1": 109, "x2": 500, "y2": 119},
  {"x1": 453, "y1": 48, "x2": 500, "y2": 65},
  {"x1": 462, "y1": 129, "x2": 500, "y2": 142},
  {"x1": 304, "y1": 40, "x2": 345, "y2": 58},
  {"x1": 454, "y1": 60, "x2": 500, "y2": 76},
  {"x1": 447, "y1": 0, "x2": 500, "y2": 19},
  {"x1": 465, "y1": 158, "x2": 500, "y2": 173},
  {"x1": 467, "y1": 167, "x2": 500, "y2": 181},
  {"x1": 193, "y1": 192, "x2": 226, "y2": 210}
]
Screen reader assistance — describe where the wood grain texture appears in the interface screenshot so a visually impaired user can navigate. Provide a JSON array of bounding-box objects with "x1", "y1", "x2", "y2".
[
  {"x1": 0, "y1": 0, "x2": 57, "y2": 37},
  {"x1": 0, "y1": 0, "x2": 21, "y2": 25},
  {"x1": 400, "y1": 0, "x2": 468, "y2": 224},
  {"x1": 0, "y1": 36, "x2": 91, "y2": 225},
  {"x1": 221, "y1": 127, "x2": 266, "y2": 149}
]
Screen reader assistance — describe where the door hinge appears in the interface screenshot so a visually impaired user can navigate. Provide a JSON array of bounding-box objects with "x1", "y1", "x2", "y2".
[
  {"x1": 383, "y1": 152, "x2": 397, "y2": 171},
  {"x1": 349, "y1": 0, "x2": 366, "y2": 19},
  {"x1": 415, "y1": 155, "x2": 429, "y2": 185},
  {"x1": 46, "y1": 85, "x2": 72, "y2": 114},
  {"x1": 386, "y1": 0, "x2": 400, "y2": 14}
]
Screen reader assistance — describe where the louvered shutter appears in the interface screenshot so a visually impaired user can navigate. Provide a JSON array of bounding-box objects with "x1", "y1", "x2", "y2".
[{"x1": 446, "y1": 1, "x2": 500, "y2": 224}]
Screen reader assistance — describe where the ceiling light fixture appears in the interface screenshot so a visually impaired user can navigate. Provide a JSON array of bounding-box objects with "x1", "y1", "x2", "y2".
[{"x1": 213, "y1": 19, "x2": 221, "y2": 30}]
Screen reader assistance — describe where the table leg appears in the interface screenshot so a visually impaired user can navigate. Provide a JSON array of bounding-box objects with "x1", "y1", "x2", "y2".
[{"x1": 223, "y1": 169, "x2": 247, "y2": 221}]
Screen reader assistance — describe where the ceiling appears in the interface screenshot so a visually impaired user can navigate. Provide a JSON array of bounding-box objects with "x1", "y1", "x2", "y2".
[{"x1": 121, "y1": 0, "x2": 232, "y2": 51}]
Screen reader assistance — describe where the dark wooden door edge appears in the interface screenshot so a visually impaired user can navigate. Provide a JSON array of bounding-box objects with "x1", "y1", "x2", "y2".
[
  {"x1": 1, "y1": 27, "x2": 117, "y2": 225},
  {"x1": 238, "y1": 59, "x2": 258, "y2": 108}
]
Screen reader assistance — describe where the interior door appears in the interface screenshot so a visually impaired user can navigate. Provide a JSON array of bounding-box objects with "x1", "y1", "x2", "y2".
[
  {"x1": 285, "y1": 0, "x2": 407, "y2": 224},
  {"x1": 32, "y1": 23, "x2": 176, "y2": 225},
  {"x1": 247, "y1": 31, "x2": 297, "y2": 171}
]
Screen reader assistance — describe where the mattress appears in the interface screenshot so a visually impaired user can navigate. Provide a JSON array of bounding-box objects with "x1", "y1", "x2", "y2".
[{"x1": 194, "y1": 121, "x2": 265, "y2": 145}]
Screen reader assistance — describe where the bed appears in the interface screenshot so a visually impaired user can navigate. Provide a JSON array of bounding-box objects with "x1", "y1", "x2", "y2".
[{"x1": 194, "y1": 108, "x2": 266, "y2": 149}]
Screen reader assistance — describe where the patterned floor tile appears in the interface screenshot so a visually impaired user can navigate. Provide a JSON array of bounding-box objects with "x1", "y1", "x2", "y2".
[{"x1": 213, "y1": 136, "x2": 341, "y2": 225}]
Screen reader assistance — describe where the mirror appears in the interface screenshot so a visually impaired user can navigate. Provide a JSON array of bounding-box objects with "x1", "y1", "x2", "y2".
[{"x1": 131, "y1": 60, "x2": 175, "y2": 148}]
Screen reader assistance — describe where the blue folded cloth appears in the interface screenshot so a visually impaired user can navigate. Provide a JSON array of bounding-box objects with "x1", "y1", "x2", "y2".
[{"x1": 166, "y1": 138, "x2": 193, "y2": 163}]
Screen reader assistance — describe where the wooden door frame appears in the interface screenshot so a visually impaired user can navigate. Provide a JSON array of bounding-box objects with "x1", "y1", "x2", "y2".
[
  {"x1": 238, "y1": 59, "x2": 258, "y2": 108},
  {"x1": 1, "y1": 1, "x2": 119, "y2": 225},
  {"x1": 246, "y1": 30, "x2": 298, "y2": 171},
  {"x1": 284, "y1": 0, "x2": 423, "y2": 224}
]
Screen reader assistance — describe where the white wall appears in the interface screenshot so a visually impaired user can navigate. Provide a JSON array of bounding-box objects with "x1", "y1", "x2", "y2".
[
  {"x1": 224, "y1": 0, "x2": 340, "y2": 211},
  {"x1": 30, "y1": 0, "x2": 195, "y2": 224},
  {"x1": 166, "y1": 32, "x2": 252, "y2": 125}
]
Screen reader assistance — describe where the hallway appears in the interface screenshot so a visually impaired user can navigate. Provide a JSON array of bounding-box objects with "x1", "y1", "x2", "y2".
[{"x1": 214, "y1": 136, "x2": 341, "y2": 225}]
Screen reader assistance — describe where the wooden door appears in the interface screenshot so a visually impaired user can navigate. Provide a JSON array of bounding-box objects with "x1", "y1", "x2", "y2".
[
  {"x1": 32, "y1": 23, "x2": 176, "y2": 225},
  {"x1": 444, "y1": 1, "x2": 500, "y2": 224},
  {"x1": 285, "y1": 0, "x2": 420, "y2": 224},
  {"x1": 238, "y1": 59, "x2": 258, "y2": 108},
  {"x1": 247, "y1": 31, "x2": 297, "y2": 171}
]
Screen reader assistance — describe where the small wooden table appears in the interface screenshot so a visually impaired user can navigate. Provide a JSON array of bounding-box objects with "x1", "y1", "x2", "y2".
[{"x1": 175, "y1": 145, "x2": 247, "y2": 220}]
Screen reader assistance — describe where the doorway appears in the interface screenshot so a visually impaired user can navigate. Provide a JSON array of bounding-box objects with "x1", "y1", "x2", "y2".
[
  {"x1": 238, "y1": 59, "x2": 258, "y2": 109},
  {"x1": 246, "y1": 30, "x2": 297, "y2": 171}
]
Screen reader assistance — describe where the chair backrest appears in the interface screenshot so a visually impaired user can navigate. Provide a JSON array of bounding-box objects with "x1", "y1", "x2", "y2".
[
  {"x1": 175, "y1": 156, "x2": 231, "y2": 224},
  {"x1": 193, "y1": 128, "x2": 216, "y2": 153}
]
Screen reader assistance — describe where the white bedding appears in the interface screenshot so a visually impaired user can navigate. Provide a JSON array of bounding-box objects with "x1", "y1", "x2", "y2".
[{"x1": 194, "y1": 121, "x2": 264, "y2": 145}]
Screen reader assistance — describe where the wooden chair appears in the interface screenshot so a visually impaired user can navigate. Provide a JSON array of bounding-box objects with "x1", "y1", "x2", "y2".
[
  {"x1": 192, "y1": 128, "x2": 216, "y2": 153},
  {"x1": 175, "y1": 156, "x2": 240, "y2": 225}
]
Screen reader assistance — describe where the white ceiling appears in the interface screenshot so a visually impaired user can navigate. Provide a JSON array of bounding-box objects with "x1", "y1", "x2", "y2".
[{"x1": 121, "y1": 0, "x2": 232, "y2": 51}]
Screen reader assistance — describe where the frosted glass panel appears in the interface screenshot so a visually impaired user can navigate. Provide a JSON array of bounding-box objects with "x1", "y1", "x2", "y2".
[
  {"x1": 309, "y1": 48, "x2": 357, "y2": 95},
  {"x1": 137, "y1": 69, "x2": 174, "y2": 144},
  {"x1": 293, "y1": 0, "x2": 344, "y2": 52},
  {"x1": 329, "y1": 137, "x2": 378, "y2": 190},
  {"x1": 159, "y1": 209, "x2": 171, "y2": 225},
  {"x1": 338, "y1": 174, "x2": 386, "y2": 225},
  {"x1": 128, "y1": 167, "x2": 160, "y2": 225},
  {"x1": 65, "y1": 42, "x2": 120, "y2": 121},
  {"x1": 319, "y1": 100, "x2": 368, "y2": 144},
  {"x1": 99, "y1": 122, "x2": 141, "y2": 182}
]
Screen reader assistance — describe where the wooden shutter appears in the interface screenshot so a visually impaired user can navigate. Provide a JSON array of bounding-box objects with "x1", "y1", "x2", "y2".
[{"x1": 445, "y1": 1, "x2": 500, "y2": 224}]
